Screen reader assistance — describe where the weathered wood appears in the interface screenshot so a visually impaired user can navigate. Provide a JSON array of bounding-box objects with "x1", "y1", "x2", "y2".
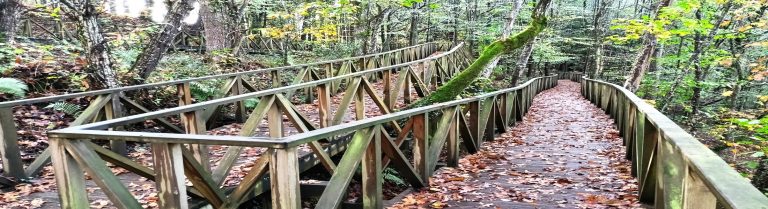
[
  {"x1": 0, "y1": 107, "x2": 25, "y2": 180},
  {"x1": 66, "y1": 140, "x2": 143, "y2": 209},
  {"x1": 226, "y1": 155, "x2": 269, "y2": 207},
  {"x1": 362, "y1": 126, "x2": 383, "y2": 208},
  {"x1": 152, "y1": 143, "x2": 189, "y2": 209},
  {"x1": 181, "y1": 148, "x2": 225, "y2": 208},
  {"x1": 317, "y1": 83, "x2": 332, "y2": 127},
  {"x1": 269, "y1": 147, "x2": 301, "y2": 209},
  {"x1": 383, "y1": 70, "x2": 393, "y2": 109},
  {"x1": 457, "y1": 112, "x2": 479, "y2": 153},
  {"x1": 276, "y1": 94, "x2": 336, "y2": 173},
  {"x1": 332, "y1": 78, "x2": 362, "y2": 125},
  {"x1": 684, "y1": 171, "x2": 717, "y2": 209},
  {"x1": 105, "y1": 94, "x2": 127, "y2": 156},
  {"x1": 413, "y1": 113, "x2": 429, "y2": 180},
  {"x1": 89, "y1": 142, "x2": 155, "y2": 179},
  {"x1": 316, "y1": 128, "x2": 374, "y2": 209},
  {"x1": 380, "y1": 129, "x2": 426, "y2": 188},
  {"x1": 49, "y1": 137, "x2": 88, "y2": 208},
  {"x1": 447, "y1": 109, "x2": 459, "y2": 167},
  {"x1": 232, "y1": 76, "x2": 247, "y2": 122},
  {"x1": 178, "y1": 83, "x2": 210, "y2": 171},
  {"x1": 118, "y1": 95, "x2": 184, "y2": 133},
  {"x1": 427, "y1": 107, "x2": 458, "y2": 172}
]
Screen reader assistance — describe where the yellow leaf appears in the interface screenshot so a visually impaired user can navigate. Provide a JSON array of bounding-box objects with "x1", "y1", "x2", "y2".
[
  {"x1": 758, "y1": 95, "x2": 768, "y2": 103},
  {"x1": 722, "y1": 91, "x2": 734, "y2": 97}
]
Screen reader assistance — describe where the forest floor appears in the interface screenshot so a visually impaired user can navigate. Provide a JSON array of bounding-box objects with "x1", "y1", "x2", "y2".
[{"x1": 388, "y1": 80, "x2": 642, "y2": 209}]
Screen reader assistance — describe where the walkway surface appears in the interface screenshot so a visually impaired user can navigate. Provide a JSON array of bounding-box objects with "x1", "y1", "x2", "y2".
[{"x1": 389, "y1": 80, "x2": 641, "y2": 209}]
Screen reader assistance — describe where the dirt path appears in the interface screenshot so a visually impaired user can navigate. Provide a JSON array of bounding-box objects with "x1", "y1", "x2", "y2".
[{"x1": 389, "y1": 80, "x2": 641, "y2": 209}]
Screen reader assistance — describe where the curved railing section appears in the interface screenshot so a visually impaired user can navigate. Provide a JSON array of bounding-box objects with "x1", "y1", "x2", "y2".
[
  {"x1": 581, "y1": 76, "x2": 768, "y2": 209},
  {"x1": 0, "y1": 42, "x2": 445, "y2": 182},
  {"x1": 46, "y1": 52, "x2": 556, "y2": 208}
]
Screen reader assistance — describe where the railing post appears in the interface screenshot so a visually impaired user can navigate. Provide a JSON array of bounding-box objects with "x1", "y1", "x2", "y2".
[
  {"x1": 447, "y1": 109, "x2": 459, "y2": 167},
  {"x1": 152, "y1": 143, "x2": 188, "y2": 209},
  {"x1": 178, "y1": 83, "x2": 209, "y2": 170},
  {"x1": 105, "y1": 95, "x2": 127, "y2": 156},
  {"x1": 683, "y1": 172, "x2": 717, "y2": 209},
  {"x1": 657, "y1": 134, "x2": 686, "y2": 209},
  {"x1": 0, "y1": 107, "x2": 25, "y2": 180},
  {"x1": 413, "y1": 113, "x2": 429, "y2": 179},
  {"x1": 50, "y1": 137, "x2": 88, "y2": 208},
  {"x1": 362, "y1": 126, "x2": 383, "y2": 208},
  {"x1": 269, "y1": 147, "x2": 301, "y2": 209},
  {"x1": 232, "y1": 75, "x2": 246, "y2": 122}
]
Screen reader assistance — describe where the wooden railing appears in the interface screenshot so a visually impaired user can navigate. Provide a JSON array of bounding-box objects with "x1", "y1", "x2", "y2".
[
  {"x1": 581, "y1": 77, "x2": 768, "y2": 209},
  {"x1": 46, "y1": 53, "x2": 557, "y2": 208},
  {"x1": 0, "y1": 42, "x2": 448, "y2": 183}
]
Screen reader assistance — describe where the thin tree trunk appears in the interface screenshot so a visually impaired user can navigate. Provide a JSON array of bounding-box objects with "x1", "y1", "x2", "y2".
[
  {"x1": 62, "y1": 1, "x2": 121, "y2": 89},
  {"x1": 622, "y1": 0, "x2": 671, "y2": 92},
  {"x1": 200, "y1": 0, "x2": 235, "y2": 52},
  {"x1": 408, "y1": 7, "x2": 419, "y2": 46},
  {"x1": 0, "y1": 0, "x2": 21, "y2": 43},
  {"x1": 512, "y1": 39, "x2": 536, "y2": 85},
  {"x1": 132, "y1": 0, "x2": 195, "y2": 81},
  {"x1": 481, "y1": 0, "x2": 524, "y2": 78}
]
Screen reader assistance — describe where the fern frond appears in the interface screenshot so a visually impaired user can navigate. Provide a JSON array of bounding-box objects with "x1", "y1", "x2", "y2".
[
  {"x1": 0, "y1": 78, "x2": 28, "y2": 98},
  {"x1": 45, "y1": 102, "x2": 82, "y2": 116}
]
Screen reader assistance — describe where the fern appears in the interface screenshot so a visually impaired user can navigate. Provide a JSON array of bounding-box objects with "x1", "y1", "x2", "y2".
[
  {"x1": 45, "y1": 102, "x2": 82, "y2": 116},
  {"x1": 383, "y1": 168, "x2": 407, "y2": 186},
  {"x1": 0, "y1": 78, "x2": 28, "y2": 98}
]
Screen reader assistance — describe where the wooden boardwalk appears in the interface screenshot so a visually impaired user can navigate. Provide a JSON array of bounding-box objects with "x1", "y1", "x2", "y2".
[{"x1": 389, "y1": 81, "x2": 641, "y2": 208}]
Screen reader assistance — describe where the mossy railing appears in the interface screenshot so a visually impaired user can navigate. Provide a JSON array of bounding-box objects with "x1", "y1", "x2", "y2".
[{"x1": 581, "y1": 76, "x2": 768, "y2": 209}]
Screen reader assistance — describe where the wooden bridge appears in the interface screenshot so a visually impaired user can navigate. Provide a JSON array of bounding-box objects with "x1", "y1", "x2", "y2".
[{"x1": 1, "y1": 43, "x2": 767, "y2": 208}]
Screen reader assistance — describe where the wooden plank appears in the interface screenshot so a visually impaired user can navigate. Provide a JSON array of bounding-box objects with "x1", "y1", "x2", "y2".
[
  {"x1": 0, "y1": 107, "x2": 25, "y2": 180},
  {"x1": 412, "y1": 113, "x2": 429, "y2": 180},
  {"x1": 403, "y1": 69, "x2": 412, "y2": 104},
  {"x1": 178, "y1": 82, "x2": 210, "y2": 171},
  {"x1": 657, "y1": 136, "x2": 685, "y2": 209},
  {"x1": 316, "y1": 128, "x2": 374, "y2": 209},
  {"x1": 355, "y1": 82, "x2": 365, "y2": 120},
  {"x1": 269, "y1": 148, "x2": 301, "y2": 209},
  {"x1": 360, "y1": 77, "x2": 402, "y2": 132},
  {"x1": 152, "y1": 143, "x2": 189, "y2": 209},
  {"x1": 447, "y1": 109, "x2": 459, "y2": 167},
  {"x1": 362, "y1": 126, "x2": 383, "y2": 208},
  {"x1": 66, "y1": 140, "x2": 143, "y2": 209},
  {"x1": 49, "y1": 137, "x2": 88, "y2": 208},
  {"x1": 427, "y1": 107, "x2": 457, "y2": 172},
  {"x1": 383, "y1": 70, "x2": 393, "y2": 109},
  {"x1": 89, "y1": 142, "x2": 155, "y2": 179},
  {"x1": 232, "y1": 76, "x2": 247, "y2": 122},
  {"x1": 684, "y1": 171, "x2": 717, "y2": 209},
  {"x1": 285, "y1": 68, "x2": 309, "y2": 99}
]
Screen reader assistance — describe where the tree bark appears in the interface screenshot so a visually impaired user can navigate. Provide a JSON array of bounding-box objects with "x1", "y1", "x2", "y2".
[
  {"x1": 0, "y1": 0, "x2": 21, "y2": 43},
  {"x1": 410, "y1": 0, "x2": 552, "y2": 108},
  {"x1": 622, "y1": 0, "x2": 671, "y2": 92},
  {"x1": 200, "y1": 0, "x2": 236, "y2": 52},
  {"x1": 511, "y1": 39, "x2": 536, "y2": 85},
  {"x1": 60, "y1": 0, "x2": 120, "y2": 89},
  {"x1": 408, "y1": 7, "x2": 419, "y2": 46},
  {"x1": 131, "y1": 0, "x2": 195, "y2": 81},
  {"x1": 481, "y1": 0, "x2": 524, "y2": 78}
]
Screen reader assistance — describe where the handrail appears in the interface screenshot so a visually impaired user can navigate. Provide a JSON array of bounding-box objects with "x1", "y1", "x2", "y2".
[
  {"x1": 50, "y1": 42, "x2": 469, "y2": 133},
  {"x1": 0, "y1": 42, "x2": 435, "y2": 107},
  {"x1": 582, "y1": 77, "x2": 768, "y2": 209},
  {"x1": 48, "y1": 70, "x2": 558, "y2": 208},
  {"x1": 0, "y1": 42, "x2": 445, "y2": 181}
]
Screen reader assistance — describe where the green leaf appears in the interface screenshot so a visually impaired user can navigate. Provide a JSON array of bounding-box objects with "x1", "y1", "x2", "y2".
[{"x1": 0, "y1": 78, "x2": 28, "y2": 98}]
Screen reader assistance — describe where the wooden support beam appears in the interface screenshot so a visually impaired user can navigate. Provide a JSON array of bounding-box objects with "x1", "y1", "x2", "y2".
[
  {"x1": 362, "y1": 126, "x2": 383, "y2": 208},
  {"x1": 413, "y1": 113, "x2": 429, "y2": 180},
  {"x1": 0, "y1": 107, "x2": 25, "y2": 180},
  {"x1": 316, "y1": 128, "x2": 374, "y2": 209},
  {"x1": 269, "y1": 147, "x2": 301, "y2": 209},
  {"x1": 105, "y1": 94, "x2": 127, "y2": 156},
  {"x1": 67, "y1": 140, "x2": 142, "y2": 209},
  {"x1": 152, "y1": 143, "x2": 189, "y2": 209},
  {"x1": 49, "y1": 137, "x2": 88, "y2": 208}
]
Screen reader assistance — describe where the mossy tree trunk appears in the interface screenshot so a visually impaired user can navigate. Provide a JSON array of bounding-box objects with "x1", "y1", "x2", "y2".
[{"x1": 410, "y1": 0, "x2": 552, "y2": 108}]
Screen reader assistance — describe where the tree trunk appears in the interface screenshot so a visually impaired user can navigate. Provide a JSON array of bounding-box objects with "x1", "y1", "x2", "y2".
[
  {"x1": 512, "y1": 39, "x2": 536, "y2": 85},
  {"x1": 410, "y1": 0, "x2": 552, "y2": 108},
  {"x1": 622, "y1": 0, "x2": 671, "y2": 92},
  {"x1": 132, "y1": 0, "x2": 195, "y2": 81},
  {"x1": 77, "y1": 2, "x2": 120, "y2": 89},
  {"x1": 0, "y1": 0, "x2": 20, "y2": 43},
  {"x1": 408, "y1": 7, "x2": 419, "y2": 46},
  {"x1": 200, "y1": 0, "x2": 235, "y2": 52},
  {"x1": 481, "y1": 0, "x2": 524, "y2": 78}
]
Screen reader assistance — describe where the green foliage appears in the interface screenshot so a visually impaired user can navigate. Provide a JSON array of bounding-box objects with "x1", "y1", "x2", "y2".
[
  {"x1": 461, "y1": 78, "x2": 497, "y2": 97},
  {"x1": 0, "y1": 78, "x2": 28, "y2": 98},
  {"x1": 44, "y1": 102, "x2": 82, "y2": 116},
  {"x1": 383, "y1": 167, "x2": 407, "y2": 186}
]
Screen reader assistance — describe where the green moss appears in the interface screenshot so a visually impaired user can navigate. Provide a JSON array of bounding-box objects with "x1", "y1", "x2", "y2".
[{"x1": 409, "y1": 17, "x2": 547, "y2": 108}]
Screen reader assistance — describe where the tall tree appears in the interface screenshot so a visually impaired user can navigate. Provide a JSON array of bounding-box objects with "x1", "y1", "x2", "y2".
[
  {"x1": 131, "y1": 0, "x2": 195, "y2": 81},
  {"x1": 0, "y1": 0, "x2": 21, "y2": 43},
  {"x1": 622, "y1": 0, "x2": 671, "y2": 92},
  {"x1": 481, "y1": 0, "x2": 525, "y2": 78},
  {"x1": 412, "y1": 0, "x2": 552, "y2": 107},
  {"x1": 61, "y1": 0, "x2": 120, "y2": 89}
]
